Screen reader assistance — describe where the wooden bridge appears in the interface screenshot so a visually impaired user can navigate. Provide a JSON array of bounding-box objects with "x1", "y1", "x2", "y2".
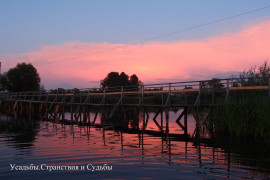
[{"x1": 0, "y1": 77, "x2": 268, "y2": 136}]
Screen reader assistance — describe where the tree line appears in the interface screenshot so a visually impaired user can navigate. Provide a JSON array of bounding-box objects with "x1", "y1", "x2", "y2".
[
  {"x1": 200, "y1": 61, "x2": 270, "y2": 89},
  {"x1": 0, "y1": 62, "x2": 142, "y2": 92},
  {"x1": 0, "y1": 61, "x2": 268, "y2": 92}
]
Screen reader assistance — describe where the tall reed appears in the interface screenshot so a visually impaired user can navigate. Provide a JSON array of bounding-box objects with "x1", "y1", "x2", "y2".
[{"x1": 209, "y1": 92, "x2": 270, "y2": 143}]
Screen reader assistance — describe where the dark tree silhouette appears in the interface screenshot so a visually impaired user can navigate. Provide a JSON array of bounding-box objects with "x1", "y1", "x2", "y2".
[
  {"x1": 232, "y1": 60, "x2": 270, "y2": 87},
  {"x1": 201, "y1": 78, "x2": 224, "y2": 89},
  {"x1": 119, "y1": 72, "x2": 129, "y2": 86},
  {"x1": 129, "y1": 74, "x2": 139, "y2": 85},
  {"x1": 101, "y1": 72, "x2": 121, "y2": 88},
  {"x1": 101, "y1": 72, "x2": 142, "y2": 90},
  {"x1": 0, "y1": 62, "x2": 41, "y2": 92}
]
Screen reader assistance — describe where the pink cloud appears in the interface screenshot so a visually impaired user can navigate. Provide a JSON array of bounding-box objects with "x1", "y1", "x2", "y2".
[{"x1": 2, "y1": 20, "x2": 270, "y2": 89}]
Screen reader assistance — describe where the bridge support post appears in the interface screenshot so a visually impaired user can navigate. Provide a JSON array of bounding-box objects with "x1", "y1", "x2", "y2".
[
  {"x1": 61, "y1": 105, "x2": 65, "y2": 122},
  {"x1": 160, "y1": 110, "x2": 163, "y2": 132},
  {"x1": 79, "y1": 108, "x2": 82, "y2": 123},
  {"x1": 268, "y1": 75, "x2": 270, "y2": 97},
  {"x1": 195, "y1": 82, "x2": 201, "y2": 106},
  {"x1": 143, "y1": 108, "x2": 149, "y2": 129},
  {"x1": 153, "y1": 108, "x2": 162, "y2": 131},
  {"x1": 87, "y1": 106, "x2": 90, "y2": 125},
  {"x1": 13, "y1": 101, "x2": 18, "y2": 118},
  {"x1": 83, "y1": 106, "x2": 88, "y2": 124},
  {"x1": 184, "y1": 106, "x2": 187, "y2": 135},
  {"x1": 13, "y1": 101, "x2": 18, "y2": 112},
  {"x1": 70, "y1": 105, "x2": 73, "y2": 123},
  {"x1": 165, "y1": 108, "x2": 169, "y2": 134},
  {"x1": 38, "y1": 103, "x2": 43, "y2": 120},
  {"x1": 92, "y1": 111, "x2": 98, "y2": 124},
  {"x1": 28, "y1": 102, "x2": 32, "y2": 120},
  {"x1": 212, "y1": 88, "x2": 215, "y2": 105},
  {"x1": 141, "y1": 85, "x2": 144, "y2": 106},
  {"x1": 19, "y1": 102, "x2": 23, "y2": 117},
  {"x1": 225, "y1": 80, "x2": 230, "y2": 102},
  {"x1": 176, "y1": 106, "x2": 188, "y2": 135},
  {"x1": 45, "y1": 103, "x2": 48, "y2": 120},
  {"x1": 54, "y1": 104, "x2": 60, "y2": 123}
]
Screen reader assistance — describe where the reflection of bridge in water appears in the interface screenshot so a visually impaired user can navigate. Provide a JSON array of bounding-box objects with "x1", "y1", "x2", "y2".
[
  {"x1": 0, "y1": 115, "x2": 241, "y2": 178},
  {"x1": 0, "y1": 77, "x2": 268, "y2": 136}
]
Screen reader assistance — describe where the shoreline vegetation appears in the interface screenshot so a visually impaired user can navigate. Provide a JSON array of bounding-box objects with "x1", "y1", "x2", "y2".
[
  {"x1": 209, "y1": 61, "x2": 270, "y2": 144},
  {"x1": 193, "y1": 91, "x2": 270, "y2": 145},
  {"x1": 210, "y1": 92, "x2": 270, "y2": 141},
  {"x1": 187, "y1": 61, "x2": 270, "y2": 145}
]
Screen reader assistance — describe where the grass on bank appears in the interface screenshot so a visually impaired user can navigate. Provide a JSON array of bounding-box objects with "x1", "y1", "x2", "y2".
[{"x1": 208, "y1": 91, "x2": 270, "y2": 143}]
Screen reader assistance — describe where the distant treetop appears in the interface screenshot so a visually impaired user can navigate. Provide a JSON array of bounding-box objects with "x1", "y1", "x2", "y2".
[
  {"x1": 232, "y1": 60, "x2": 269, "y2": 87},
  {"x1": 101, "y1": 72, "x2": 142, "y2": 89},
  {"x1": 0, "y1": 62, "x2": 41, "y2": 92}
]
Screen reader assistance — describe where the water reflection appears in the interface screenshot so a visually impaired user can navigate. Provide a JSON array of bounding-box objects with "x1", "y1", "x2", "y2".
[
  {"x1": 0, "y1": 115, "x2": 39, "y2": 150},
  {"x1": 0, "y1": 109, "x2": 269, "y2": 179}
]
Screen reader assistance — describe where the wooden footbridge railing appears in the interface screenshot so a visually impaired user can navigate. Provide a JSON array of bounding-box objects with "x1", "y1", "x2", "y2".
[
  {"x1": 0, "y1": 77, "x2": 268, "y2": 135},
  {"x1": 0, "y1": 77, "x2": 268, "y2": 106}
]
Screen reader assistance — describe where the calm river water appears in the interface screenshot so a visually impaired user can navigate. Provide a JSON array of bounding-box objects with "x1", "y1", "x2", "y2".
[{"x1": 0, "y1": 110, "x2": 269, "y2": 179}]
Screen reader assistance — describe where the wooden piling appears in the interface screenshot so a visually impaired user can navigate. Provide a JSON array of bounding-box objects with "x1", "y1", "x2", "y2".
[
  {"x1": 184, "y1": 106, "x2": 187, "y2": 135},
  {"x1": 165, "y1": 108, "x2": 169, "y2": 134},
  {"x1": 70, "y1": 105, "x2": 73, "y2": 123},
  {"x1": 83, "y1": 106, "x2": 87, "y2": 124},
  {"x1": 28, "y1": 102, "x2": 32, "y2": 119},
  {"x1": 54, "y1": 104, "x2": 60, "y2": 123},
  {"x1": 61, "y1": 105, "x2": 65, "y2": 122},
  {"x1": 44, "y1": 103, "x2": 48, "y2": 120}
]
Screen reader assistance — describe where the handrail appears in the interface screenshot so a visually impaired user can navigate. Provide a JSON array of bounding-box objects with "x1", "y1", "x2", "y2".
[{"x1": 0, "y1": 77, "x2": 268, "y2": 95}]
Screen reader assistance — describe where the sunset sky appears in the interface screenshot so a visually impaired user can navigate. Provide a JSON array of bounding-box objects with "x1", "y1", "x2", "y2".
[{"x1": 1, "y1": 1, "x2": 270, "y2": 89}]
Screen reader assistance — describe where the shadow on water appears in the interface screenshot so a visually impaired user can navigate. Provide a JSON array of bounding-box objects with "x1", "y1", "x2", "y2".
[{"x1": 0, "y1": 115, "x2": 39, "y2": 150}]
